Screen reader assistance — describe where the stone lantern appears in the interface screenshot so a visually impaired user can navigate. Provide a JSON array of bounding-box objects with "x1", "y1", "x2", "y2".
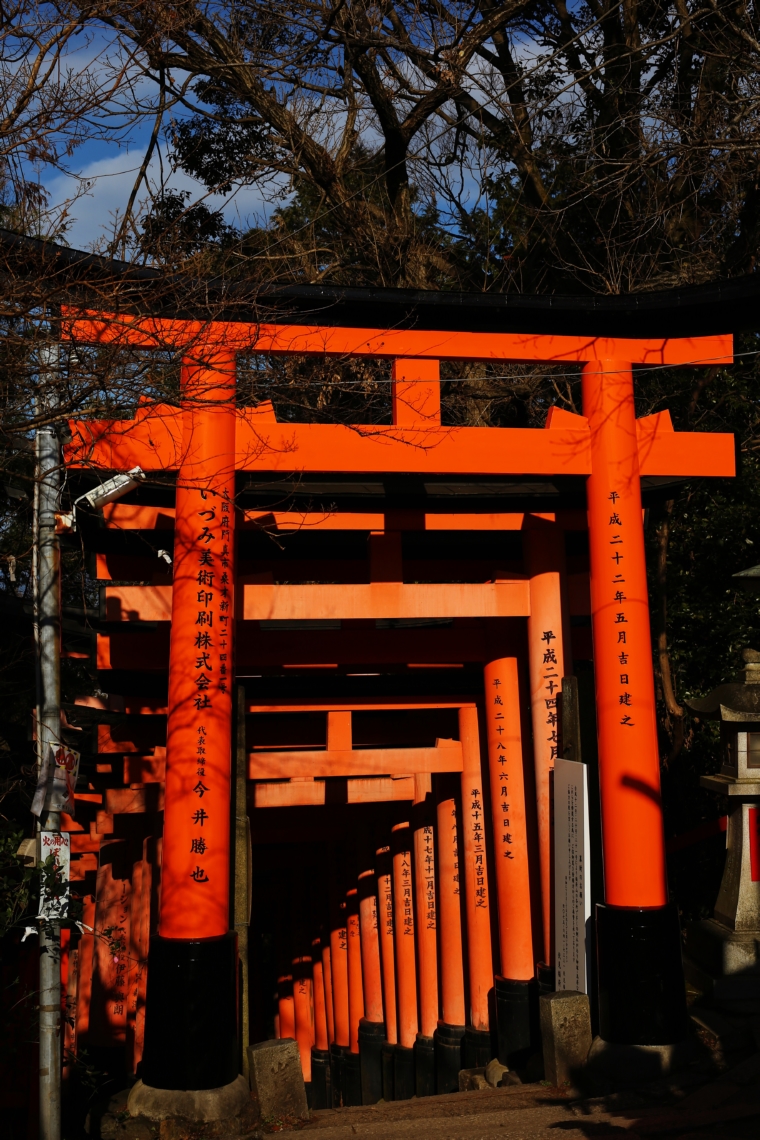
[{"x1": 683, "y1": 649, "x2": 760, "y2": 1009}]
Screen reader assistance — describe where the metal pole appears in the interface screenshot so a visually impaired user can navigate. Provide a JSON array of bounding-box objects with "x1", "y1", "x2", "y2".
[{"x1": 36, "y1": 340, "x2": 61, "y2": 1140}]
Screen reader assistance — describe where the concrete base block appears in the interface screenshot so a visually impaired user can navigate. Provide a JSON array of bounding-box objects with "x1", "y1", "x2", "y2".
[
  {"x1": 248, "y1": 1039, "x2": 309, "y2": 1121},
  {"x1": 127, "y1": 1075, "x2": 250, "y2": 1122},
  {"x1": 586, "y1": 1036, "x2": 692, "y2": 1085},
  {"x1": 539, "y1": 990, "x2": 592, "y2": 1087}
]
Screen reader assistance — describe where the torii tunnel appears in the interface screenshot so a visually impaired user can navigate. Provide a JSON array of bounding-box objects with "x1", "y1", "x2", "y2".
[{"x1": 59, "y1": 302, "x2": 735, "y2": 1103}]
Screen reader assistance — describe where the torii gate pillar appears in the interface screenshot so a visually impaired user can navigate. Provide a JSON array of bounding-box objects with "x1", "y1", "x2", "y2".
[
  {"x1": 584, "y1": 360, "x2": 687, "y2": 1048},
  {"x1": 133, "y1": 349, "x2": 247, "y2": 1111}
]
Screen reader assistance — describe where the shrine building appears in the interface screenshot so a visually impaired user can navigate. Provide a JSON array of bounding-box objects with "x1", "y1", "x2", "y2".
[{"x1": 55, "y1": 280, "x2": 736, "y2": 1106}]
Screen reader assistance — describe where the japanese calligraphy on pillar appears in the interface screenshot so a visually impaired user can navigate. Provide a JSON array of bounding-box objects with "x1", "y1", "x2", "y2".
[
  {"x1": 159, "y1": 350, "x2": 237, "y2": 940},
  {"x1": 402, "y1": 848, "x2": 414, "y2": 933},
  {"x1": 187, "y1": 489, "x2": 234, "y2": 887},
  {"x1": 540, "y1": 631, "x2": 560, "y2": 763},
  {"x1": 423, "y1": 824, "x2": 436, "y2": 930},
  {"x1": 468, "y1": 786, "x2": 488, "y2": 904},
  {"x1": 378, "y1": 846, "x2": 394, "y2": 939},
  {"x1": 608, "y1": 491, "x2": 634, "y2": 729},
  {"x1": 488, "y1": 675, "x2": 514, "y2": 862},
  {"x1": 450, "y1": 806, "x2": 460, "y2": 894}
]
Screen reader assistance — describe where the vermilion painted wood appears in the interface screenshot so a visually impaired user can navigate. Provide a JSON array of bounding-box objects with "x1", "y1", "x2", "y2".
[
  {"x1": 103, "y1": 580, "x2": 532, "y2": 622},
  {"x1": 75, "y1": 894, "x2": 96, "y2": 1044},
  {"x1": 330, "y1": 901, "x2": 350, "y2": 1048},
  {"x1": 65, "y1": 405, "x2": 735, "y2": 478},
  {"x1": 159, "y1": 350, "x2": 236, "y2": 940},
  {"x1": 88, "y1": 863, "x2": 131, "y2": 1046},
  {"x1": 292, "y1": 957, "x2": 315, "y2": 1081},
  {"x1": 375, "y1": 846, "x2": 398, "y2": 1045},
  {"x1": 96, "y1": 624, "x2": 524, "y2": 669},
  {"x1": 253, "y1": 776, "x2": 417, "y2": 808},
  {"x1": 62, "y1": 309, "x2": 733, "y2": 364},
  {"x1": 322, "y1": 941, "x2": 335, "y2": 1045},
  {"x1": 99, "y1": 503, "x2": 583, "y2": 532},
  {"x1": 346, "y1": 889, "x2": 365, "y2": 1053},
  {"x1": 583, "y1": 360, "x2": 668, "y2": 907},
  {"x1": 277, "y1": 976, "x2": 296, "y2": 1041},
  {"x1": 391, "y1": 822, "x2": 419, "y2": 1048},
  {"x1": 524, "y1": 526, "x2": 568, "y2": 965},
  {"x1": 435, "y1": 780, "x2": 466, "y2": 1027},
  {"x1": 247, "y1": 742, "x2": 462, "y2": 779},
  {"x1": 392, "y1": 359, "x2": 441, "y2": 426},
  {"x1": 483, "y1": 659, "x2": 535, "y2": 981},
  {"x1": 357, "y1": 870, "x2": 384, "y2": 1024},
  {"x1": 457, "y1": 707, "x2": 492, "y2": 1031},
  {"x1": 413, "y1": 793, "x2": 440, "y2": 1037},
  {"x1": 312, "y1": 940, "x2": 329, "y2": 1052}
]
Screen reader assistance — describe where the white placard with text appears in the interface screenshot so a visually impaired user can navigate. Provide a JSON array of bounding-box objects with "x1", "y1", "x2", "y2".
[{"x1": 554, "y1": 757, "x2": 591, "y2": 993}]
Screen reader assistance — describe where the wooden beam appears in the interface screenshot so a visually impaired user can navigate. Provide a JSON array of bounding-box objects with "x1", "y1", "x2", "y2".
[
  {"x1": 253, "y1": 777, "x2": 416, "y2": 808},
  {"x1": 99, "y1": 506, "x2": 588, "y2": 534},
  {"x1": 248, "y1": 739, "x2": 462, "y2": 779},
  {"x1": 243, "y1": 581, "x2": 531, "y2": 621},
  {"x1": 97, "y1": 622, "x2": 523, "y2": 668},
  {"x1": 63, "y1": 310, "x2": 733, "y2": 365},
  {"x1": 102, "y1": 580, "x2": 531, "y2": 622},
  {"x1": 66, "y1": 408, "x2": 735, "y2": 477}
]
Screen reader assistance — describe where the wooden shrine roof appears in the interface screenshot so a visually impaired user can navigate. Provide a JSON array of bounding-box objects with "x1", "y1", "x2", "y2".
[{"x1": 3, "y1": 227, "x2": 760, "y2": 338}]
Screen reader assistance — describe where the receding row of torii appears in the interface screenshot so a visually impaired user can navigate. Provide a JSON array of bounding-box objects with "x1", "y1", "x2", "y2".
[{"x1": 62, "y1": 305, "x2": 735, "y2": 1101}]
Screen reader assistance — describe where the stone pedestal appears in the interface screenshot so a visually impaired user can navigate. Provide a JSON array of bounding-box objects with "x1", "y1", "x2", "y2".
[
  {"x1": 247, "y1": 1039, "x2": 308, "y2": 1121},
  {"x1": 539, "y1": 990, "x2": 592, "y2": 1087}
]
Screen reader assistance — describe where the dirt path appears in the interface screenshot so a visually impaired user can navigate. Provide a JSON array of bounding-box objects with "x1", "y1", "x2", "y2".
[{"x1": 297, "y1": 1053, "x2": 760, "y2": 1140}]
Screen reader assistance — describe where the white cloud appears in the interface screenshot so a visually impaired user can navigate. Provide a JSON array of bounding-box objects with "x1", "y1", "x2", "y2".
[{"x1": 45, "y1": 147, "x2": 287, "y2": 253}]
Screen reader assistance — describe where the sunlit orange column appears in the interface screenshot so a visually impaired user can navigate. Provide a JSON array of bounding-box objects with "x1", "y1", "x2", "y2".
[
  {"x1": 434, "y1": 774, "x2": 467, "y2": 1091},
  {"x1": 330, "y1": 901, "x2": 350, "y2": 1048},
  {"x1": 312, "y1": 940, "x2": 329, "y2": 1052},
  {"x1": 292, "y1": 956, "x2": 315, "y2": 1081},
  {"x1": 483, "y1": 659, "x2": 534, "y2": 980},
  {"x1": 278, "y1": 974, "x2": 296, "y2": 1041},
  {"x1": 391, "y1": 822, "x2": 418, "y2": 1098},
  {"x1": 413, "y1": 781, "x2": 439, "y2": 1038},
  {"x1": 583, "y1": 359, "x2": 686, "y2": 1046},
  {"x1": 435, "y1": 776, "x2": 466, "y2": 1027},
  {"x1": 311, "y1": 935, "x2": 331, "y2": 1108},
  {"x1": 524, "y1": 524, "x2": 567, "y2": 965},
  {"x1": 375, "y1": 845, "x2": 397, "y2": 1045},
  {"x1": 159, "y1": 349, "x2": 237, "y2": 938},
  {"x1": 358, "y1": 867, "x2": 385, "y2": 1104},
  {"x1": 346, "y1": 888, "x2": 365, "y2": 1052},
  {"x1": 142, "y1": 347, "x2": 239, "y2": 1092},
  {"x1": 484, "y1": 658, "x2": 537, "y2": 1064},
  {"x1": 457, "y1": 707, "x2": 492, "y2": 1038},
  {"x1": 583, "y1": 360, "x2": 666, "y2": 906},
  {"x1": 322, "y1": 938, "x2": 335, "y2": 1044},
  {"x1": 357, "y1": 871, "x2": 384, "y2": 1024}
]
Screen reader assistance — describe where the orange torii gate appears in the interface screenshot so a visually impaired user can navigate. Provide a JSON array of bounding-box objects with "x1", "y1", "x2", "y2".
[{"x1": 63, "y1": 307, "x2": 733, "y2": 1104}]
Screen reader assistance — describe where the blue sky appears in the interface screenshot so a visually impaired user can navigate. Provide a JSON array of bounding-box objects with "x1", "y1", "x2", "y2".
[{"x1": 37, "y1": 29, "x2": 281, "y2": 253}]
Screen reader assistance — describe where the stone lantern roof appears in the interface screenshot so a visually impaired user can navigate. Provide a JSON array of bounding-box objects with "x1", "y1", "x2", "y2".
[{"x1": 684, "y1": 649, "x2": 760, "y2": 723}]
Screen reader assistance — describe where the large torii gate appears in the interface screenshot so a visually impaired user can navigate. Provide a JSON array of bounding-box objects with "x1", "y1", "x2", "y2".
[{"x1": 63, "y1": 306, "x2": 733, "y2": 1105}]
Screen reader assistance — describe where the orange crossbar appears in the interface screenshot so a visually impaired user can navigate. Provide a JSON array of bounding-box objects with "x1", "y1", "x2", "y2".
[
  {"x1": 102, "y1": 581, "x2": 531, "y2": 622},
  {"x1": 248, "y1": 741, "x2": 463, "y2": 779},
  {"x1": 62, "y1": 310, "x2": 733, "y2": 366},
  {"x1": 65, "y1": 409, "x2": 735, "y2": 478}
]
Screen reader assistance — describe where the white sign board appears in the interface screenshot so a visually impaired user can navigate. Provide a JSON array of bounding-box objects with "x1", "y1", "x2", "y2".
[{"x1": 554, "y1": 757, "x2": 591, "y2": 993}]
